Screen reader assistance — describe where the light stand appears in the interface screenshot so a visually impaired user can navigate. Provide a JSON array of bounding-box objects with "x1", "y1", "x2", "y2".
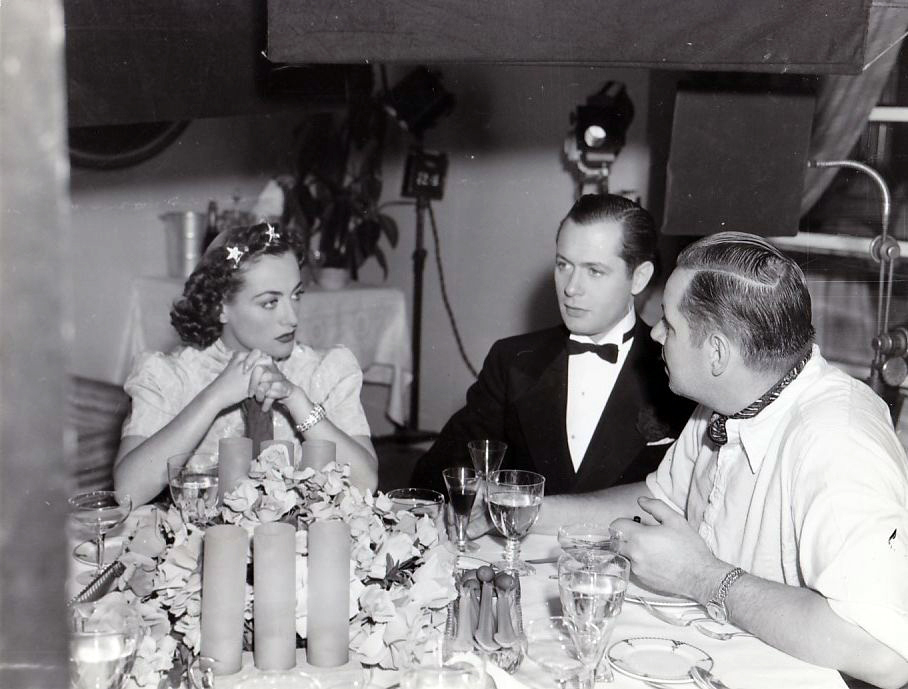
[
  {"x1": 808, "y1": 160, "x2": 904, "y2": 418},
  {"x1": 382, "y1": 67, "x2": 454, "y2": 440},
  {"x1": 398, "y1": 145, "x2": 448, "y2": 440}
]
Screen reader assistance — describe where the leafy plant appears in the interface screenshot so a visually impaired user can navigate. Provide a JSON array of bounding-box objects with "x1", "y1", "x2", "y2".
[{"x1": 281, "y1": 99, "x2": 399, "y2": 280}]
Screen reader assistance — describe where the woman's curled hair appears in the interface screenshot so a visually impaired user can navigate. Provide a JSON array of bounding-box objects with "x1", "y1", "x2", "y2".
[{"x1": 170, "y1": 222, "x2": 304, "y2": 348}]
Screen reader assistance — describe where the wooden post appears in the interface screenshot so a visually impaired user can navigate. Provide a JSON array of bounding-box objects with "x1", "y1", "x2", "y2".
[{"x1": 0, "y1": 0, "x2": 71, "y2": 686}]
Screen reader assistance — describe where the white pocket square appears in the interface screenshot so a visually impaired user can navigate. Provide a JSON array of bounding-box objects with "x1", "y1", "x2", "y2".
[{"x1": 646, "y1": 437, "x2": 676, "y2": 446}]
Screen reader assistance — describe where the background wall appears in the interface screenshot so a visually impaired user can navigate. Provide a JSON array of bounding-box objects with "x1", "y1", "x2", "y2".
[{"x1": 69, "y1": 64, "x2": 651, "y2": 433}]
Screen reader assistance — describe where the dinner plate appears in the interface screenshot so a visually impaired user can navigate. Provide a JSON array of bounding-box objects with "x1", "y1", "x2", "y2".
[
  {"x1": 608, "y1": 637, "x2": 714, "y2": 684},
  {"x1": 625, "y1": 580, "x2": 699, "y2": 608},
  {"x1": 72, "y1": 537, "x2": 125, "y2": 567}
]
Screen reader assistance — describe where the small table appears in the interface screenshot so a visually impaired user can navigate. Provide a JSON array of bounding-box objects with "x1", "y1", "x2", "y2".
[{"x1": 115, "y1": 277, "x2": 412, "y2": 426}]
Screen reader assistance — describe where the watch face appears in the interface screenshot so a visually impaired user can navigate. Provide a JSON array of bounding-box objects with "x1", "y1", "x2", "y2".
[{"x1": 706, "y1": 602, "x2": 727, "y2": 624}]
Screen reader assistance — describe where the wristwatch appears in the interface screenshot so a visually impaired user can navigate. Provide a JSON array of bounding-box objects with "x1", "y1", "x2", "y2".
[{"x1": 705, "y1": 566, "x2": 745, "y2": 624}]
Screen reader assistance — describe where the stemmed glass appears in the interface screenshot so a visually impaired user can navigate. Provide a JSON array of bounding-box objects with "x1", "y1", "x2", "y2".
[
  {"x1": 69, "y1": 491, "x2": 132, "y2": 582},
  {"x1": 400, "y1": 613, "x2": 486, "y2": 689},
  {"x1": 521, "y1": 616, "x2": 585, "y2": 689},
  {"x1": 467, "y1": 439, "x2": 507, "y2": 484},
  {"x1": 442, "y1": 467, "x2": 480, "y2": 554},
  {"x1": 167, "y1": 452, "x2": 220, "y2": 527},
  {"x1": 486, "y1": 469, "x2": 545, "y2": 575},
  {"x1": 557, "y1": 551, "x2": 630, "y2": 684},
  {"x1": 69, "y1": 600, "x2": 141, "y2": 689}
]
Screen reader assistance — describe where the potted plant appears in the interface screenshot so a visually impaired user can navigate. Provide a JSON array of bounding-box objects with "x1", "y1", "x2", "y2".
[{"x1": 279, "y1": 98, "x2": 399, "y2": 286}]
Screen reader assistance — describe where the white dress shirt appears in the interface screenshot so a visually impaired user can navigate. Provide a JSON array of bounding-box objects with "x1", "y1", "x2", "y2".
[
  {"x1": 566, "y1": 308, "x2": 636, "y2": 471},
  {"x1": 647, "y1": 346, "x2": 908, "y2": 661}
]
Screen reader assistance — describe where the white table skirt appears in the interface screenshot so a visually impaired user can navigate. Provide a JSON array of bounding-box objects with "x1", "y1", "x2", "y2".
[{"x1": 115, "y1": 276, "x2": 412, "y2": 425}]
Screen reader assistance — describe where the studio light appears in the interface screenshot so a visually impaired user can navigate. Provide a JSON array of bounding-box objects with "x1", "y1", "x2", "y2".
[
  {"x1": 383, "y1": 67, "x2": 455, "y2": 140},
  {"x1": 565, "y1": 81, "x2": 635, "y2": 194}
]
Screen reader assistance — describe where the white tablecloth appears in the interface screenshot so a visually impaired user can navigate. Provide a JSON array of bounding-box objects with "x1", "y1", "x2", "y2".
[
  {"x1": 115, "y1": 277, "x2": 412, "y2": 425},
  {"x1": 67, "y1": 526, "x2": 848, "y2": 689}
]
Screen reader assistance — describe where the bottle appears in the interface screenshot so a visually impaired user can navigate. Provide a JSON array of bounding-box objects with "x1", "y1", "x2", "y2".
[{"x1": 202, "y1": 200, "x2": 219, "y2": 252}]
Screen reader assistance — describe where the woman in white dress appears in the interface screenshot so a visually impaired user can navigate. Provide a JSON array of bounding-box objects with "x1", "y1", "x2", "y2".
[{"x1": 114, "y1": 222, "x2": 377, "y2": 506}]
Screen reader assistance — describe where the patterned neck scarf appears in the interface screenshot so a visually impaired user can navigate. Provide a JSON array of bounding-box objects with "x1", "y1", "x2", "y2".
[{"x1": 707, "y1": 349, "x2": 812, "y2": 446}]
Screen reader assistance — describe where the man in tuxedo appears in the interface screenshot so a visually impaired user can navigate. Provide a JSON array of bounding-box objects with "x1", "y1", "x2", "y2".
[{"x1": 411, "y1": 194, "x2": 693, "y2": 495}]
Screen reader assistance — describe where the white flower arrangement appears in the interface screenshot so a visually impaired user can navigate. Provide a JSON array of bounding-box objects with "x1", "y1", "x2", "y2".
[{"x1": 101, "y1": 445, "x2": 457, "y2": 688}]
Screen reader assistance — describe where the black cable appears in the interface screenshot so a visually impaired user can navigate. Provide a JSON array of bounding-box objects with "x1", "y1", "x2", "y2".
[{"x1": 427, "y1": 202, "x2": 479, "y2": 378}]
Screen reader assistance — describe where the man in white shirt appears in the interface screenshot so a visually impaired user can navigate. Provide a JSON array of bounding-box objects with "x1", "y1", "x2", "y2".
[
  {"x1": 538, "y1": 232, "x2": 908, "y2": 688},
  {"x1": 411, "y1": 194, "x2": 693, "y2": 495}
]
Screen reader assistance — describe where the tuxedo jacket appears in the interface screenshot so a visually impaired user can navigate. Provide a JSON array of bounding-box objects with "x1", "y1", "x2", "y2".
[{"x1": 410, "y1": 321, "x2": 694, "y2": 496}]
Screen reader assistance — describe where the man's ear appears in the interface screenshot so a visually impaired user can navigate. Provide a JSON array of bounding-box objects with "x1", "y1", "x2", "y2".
[
  {"x1": 630, "y1": 260, "x2": 655, "y2": 296},
  {"x1": 709, "y1": 332, "x2": 732, "y2": 377}
]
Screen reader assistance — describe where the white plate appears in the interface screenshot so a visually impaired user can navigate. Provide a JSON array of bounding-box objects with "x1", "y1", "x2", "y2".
[
  {"x1": 608, "y1": 637, "x2": 713, "y2": 684},
  {"x1": 72, "y1": 537, "x2": 125, "y2": 567},
  {"x1": 625, "y1": 581, "x2": 699, "y2": 608}
]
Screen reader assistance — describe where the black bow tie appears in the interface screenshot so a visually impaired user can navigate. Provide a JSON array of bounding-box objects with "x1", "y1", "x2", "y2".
[
  {"x1": 567, "y1": 327, "x2": 634, "y2": 363},
  {"x1": 567, "y1": 340, "x2": 619, "y2": 362}
]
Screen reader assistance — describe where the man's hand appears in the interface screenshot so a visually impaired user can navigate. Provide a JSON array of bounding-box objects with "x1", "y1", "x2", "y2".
[
  {"x1": 610, "y1": 497, "x2": 726, "y2": 603},
  {"x1": 466, "y1": 493, "x2": 494, "y2": 539}
]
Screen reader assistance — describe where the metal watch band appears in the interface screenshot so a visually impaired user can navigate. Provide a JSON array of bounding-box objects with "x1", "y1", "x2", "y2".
[
  {"x1": 295, "y1": 403, "x2": 327, "y2": 434},
  {"x1": 710, "y1": 566, "x2": 745, "y2": 609}
]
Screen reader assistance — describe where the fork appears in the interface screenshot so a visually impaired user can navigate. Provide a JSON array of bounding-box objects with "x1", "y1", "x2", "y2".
[
  {"x1": 693, "y1": 623, "x2": 754, "y2": 641},
  {"x1": 638, "y1": 597, "x2": 710, "y2": 627}
]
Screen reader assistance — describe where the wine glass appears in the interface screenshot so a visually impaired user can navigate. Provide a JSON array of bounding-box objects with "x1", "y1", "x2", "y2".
[
  {"x1": 167, "y1": 452, "x2": 219, "y2": 527},
  {"x1": 466, "y1": 439, "x2": 507, "y2": 490},
  {"x1": 558, "y1": 551, "x2": 630, "y2": 683},
  {"x1": 401, "y1": 613, "x2": 486, "y2": 689},
  {"x1": 68, "y1": 491, "x2": 132, "y2": 580},
  {"x1": 442, "y1": 467, "x2": 480, "y2": 554},
  {"x1": 69, "y1": 600, "x2": 141, "y2": 689},
  {"x1": 557, "y1": 522, "x2": 622, "y2": 562},
  {"x1": 486, "y1": 469, "x2": 544, "y2": 575},
  {"x1": 521, "y1": 616, "x2": 585, "y2": 689}
]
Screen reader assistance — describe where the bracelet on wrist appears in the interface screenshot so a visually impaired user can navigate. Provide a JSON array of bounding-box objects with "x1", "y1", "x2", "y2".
[{"x1": 295, "y1": 403, "x2": 327, "y2": 435}]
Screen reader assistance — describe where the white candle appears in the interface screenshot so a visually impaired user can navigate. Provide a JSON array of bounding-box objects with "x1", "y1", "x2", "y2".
[
  {"x1": 200, "y1": 525, "x2": 248, "y2": 675},
  {"x1": 306, "y1": 519, "x2": 350, "y2": 667},
  {"x1": 253, "y1": 522, "x2": 297, "y2": 670}
]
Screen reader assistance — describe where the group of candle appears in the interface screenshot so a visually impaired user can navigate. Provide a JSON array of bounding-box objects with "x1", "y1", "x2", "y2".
[{"x1": 198, "y1": 436, "x2": 351, "y2": 676}]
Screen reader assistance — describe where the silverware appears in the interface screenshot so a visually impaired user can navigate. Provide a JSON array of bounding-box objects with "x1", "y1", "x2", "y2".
[
  {"x1": 524, "y1": 556, "x2": 559, "y2": 565},
  {"x1": 638, "y1": 597, "x2": 709, "y2": 627},
  {"x1": 693, "y1": 623, "x2": 755, "y2": 641},
  {"x1": 691, "y1": 665, "x2": 734, "y2": 689}
]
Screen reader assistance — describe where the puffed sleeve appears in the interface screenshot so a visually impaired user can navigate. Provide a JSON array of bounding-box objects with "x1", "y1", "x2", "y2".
[
  {"x1": 299, "y1": 346, "x2": 371, "y2": 437},
  {"x1": 646, "y1": 404, "x2": 710, "y2": 513},
  {"x1": 121, "y1": 352, "x2": 187, "y2": 439},
  {"x1": 791, "y1": 403, "x2": 908, "y2": 661}
]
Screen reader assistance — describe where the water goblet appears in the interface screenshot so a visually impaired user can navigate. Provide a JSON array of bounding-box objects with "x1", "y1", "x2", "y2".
[
  {"x1": 442, "y1": 467, "x2": 480, "y2": 554},
  {"x1": 557, "y1": 551, "x2": 630, "y2": 683},
  {"x1": 486, "y1": 469, "x2": 544, "y2": 575},
  {"x1": 68, "y1": 491, "x2": 132, "y2": 581},
  {"x1": 167, "y1": 451, "x2": 220, "y2": 527},
  {"x1": 401, "y1": 614, "x2": 486, "y2": 689},
  {"x1": 69, "y1": 600, "x2": 141, "y2": 689},
  {"x1": 557, "y1": 521, "x2": 618, "y2": 561},
  {"x1": 521, "y1": 616, "x2": 585, "y2": 689}
]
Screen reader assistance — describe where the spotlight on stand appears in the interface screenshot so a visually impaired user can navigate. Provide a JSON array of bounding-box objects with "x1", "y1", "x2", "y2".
[
  {"x1": 564, "y1": 81, "x2": 634, "y2": 196},
  {"x1": 383, "y1": 68, "x2": 455, "y2": 440}
]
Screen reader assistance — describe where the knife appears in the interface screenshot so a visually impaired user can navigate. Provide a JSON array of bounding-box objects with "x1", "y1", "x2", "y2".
[{"x1": 524, "y1": 556, "x2": 559, "y2": 565}]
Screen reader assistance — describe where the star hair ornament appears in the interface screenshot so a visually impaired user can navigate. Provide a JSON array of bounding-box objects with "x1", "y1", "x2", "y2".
[
  {"x1": 225, "y1": 244, "x2": 247, "y2": 269},
  {"x1": 264, "y1": 222, "x2": 280, "y2": 245}
]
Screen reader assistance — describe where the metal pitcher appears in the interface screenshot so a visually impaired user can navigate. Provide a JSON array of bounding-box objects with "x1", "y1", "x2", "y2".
[{"x1": 160, "y1": 211, "x2": 205, "y2": 279}]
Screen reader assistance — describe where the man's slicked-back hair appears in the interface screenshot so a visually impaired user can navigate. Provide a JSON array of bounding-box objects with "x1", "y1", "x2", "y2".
[
  {"x1": 676, "y1": 231, "x2": 815, "y2": 371},
  {"x1": 558, "y1": 194, "x2": 658, "y2": 275}
]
